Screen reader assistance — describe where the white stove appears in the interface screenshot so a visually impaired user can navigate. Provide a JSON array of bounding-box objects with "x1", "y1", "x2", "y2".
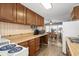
[
  {"x1": 0, "y1": 38, "x2": 10, "y2": 46},
  {"x1": 0, "y1": 38, "x2": 29, "y2": 56}
]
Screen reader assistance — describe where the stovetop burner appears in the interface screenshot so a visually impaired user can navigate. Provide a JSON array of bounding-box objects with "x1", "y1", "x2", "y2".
[
  {"x1": 8, "y1": 47, "x2": 22, "y2": 53},
  {"x1": 0, "y1": 44, "x2": 16, "y2": 51}
]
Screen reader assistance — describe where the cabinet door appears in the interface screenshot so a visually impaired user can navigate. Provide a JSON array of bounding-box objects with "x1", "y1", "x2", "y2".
[
  {"x1": 16, "y1": 4, "x2": 24, "y2": 24},
  {"x1": 36, "y1": 15, "x2": 44, "y2": 26},
  {"x1": 27, "y1": 9, "x2": 36, "y2": 25},
  {"x1": 36, "y1": 15, "x2": 40, "y2": 26},
  {"x1": 44, "y1": 35, "x2": 48, "y2": 44},
  {"x1": 35, "y1": 38, "x2": 40, "y2": 52},
  {"x1": 72, "y1": 6, "x2": 79, "y2": 20},
  {"x1": 74, "y1": 7, "x2": 78, "y2": 19},
  {"x1": 0, "y1": 3, "x2": 16, "y2": 23},
  {"x1": 24, "y1": 6, "x2": 27, "y2": 24},
  {"x1": 28, "y1": 39, "x2": 36, "y2": 56},
  {"x1": 40, "y1": 35, "x2": 48, "y2": 45},
  {"x1": 41, "y1": 17, "x2": 44, "y2": 26},
  {"x1": 75, "y1": 6, "x2": 79, "y2": 19},
  {"x1": 40, "y1": 16, "x2": 44, "y2": 26},
  {"x1": 39, "y1": 16, "x2": 41, "y2": 26},
  {"x1": 32, "y1": 13, "x2": 36, "y2": 25}
]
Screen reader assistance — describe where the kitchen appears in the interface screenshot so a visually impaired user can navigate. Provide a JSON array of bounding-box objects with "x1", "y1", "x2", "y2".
[{"x1": 0, "y1": 3, "x2": 79, "y2": 56}]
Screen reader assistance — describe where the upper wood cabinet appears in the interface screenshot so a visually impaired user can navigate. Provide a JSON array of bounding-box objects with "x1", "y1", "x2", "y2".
[
  {"x1": 71, "y1": 6, "x2": 79, "y2": 20},
  {"x1": 0, "y1": 3, "x2": 44, "y2": 26},
  {"x1": 36, "y1": 14, "x2": 44, "y2": 26},
  {"x1": 16, "y1": 4, "x2": 25, "y2": 24},
  {"x1": 27, "y1": 9, "x2": 36, "y2": 25},
  {"x1": 0, "y1": 3, "x2": 16, "y2": 23},
  {"x1": 36, "y1": 14, "x2": 40, "y2": 26},
  {"x1": 40, "y1": 16, "x2": 44, "y2": 26},
  {"x1": 23, "y1": 6, "x2": 27, "y2": 24}
]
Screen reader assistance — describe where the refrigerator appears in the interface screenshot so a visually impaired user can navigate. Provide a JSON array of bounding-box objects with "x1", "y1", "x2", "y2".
[{"x1": 62, "y1": 20, "x2": 79, "y2": 54}]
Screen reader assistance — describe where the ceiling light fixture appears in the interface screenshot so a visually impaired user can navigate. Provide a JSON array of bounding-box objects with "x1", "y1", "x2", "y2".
[{"x1": 41, "y1": 3, "x2": 52, "y2": 9}]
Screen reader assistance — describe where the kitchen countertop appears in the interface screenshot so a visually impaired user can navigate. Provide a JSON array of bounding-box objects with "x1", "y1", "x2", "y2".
[
  {"x1": 66, "y1": 37, "x2": 79, "y2": 56},
  {"x1": 4, "y1": 33, "x2": 48, "y2": 44}
]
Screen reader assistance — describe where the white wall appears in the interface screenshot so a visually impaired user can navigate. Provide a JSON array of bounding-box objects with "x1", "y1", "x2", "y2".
[{"x1": 62, "y1": 20, "x2": 79, "y2": 54}]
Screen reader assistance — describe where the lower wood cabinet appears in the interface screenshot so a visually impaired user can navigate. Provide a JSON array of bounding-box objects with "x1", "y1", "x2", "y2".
[
  {"x1": 35, "y1": 38, "x2": 40, "y2": 52},
  {"x1": 18, "y1": 35, "x2": 48, "y2": 56},
  {"x1": 28, "y1": 38, "x2": 40, "y2": 56},
  {"x1": 40, "y1": 35, "x2": 48, "y2": 45},
  {"x1": 18, "y1": 38, "x2": 40, "y2": 56},
  {"x1": 28, "y1": 39, "x2": 36, "y2": 56},
  {"x1": 44, "y1": 35, "x2": 48, "y2": 44}
]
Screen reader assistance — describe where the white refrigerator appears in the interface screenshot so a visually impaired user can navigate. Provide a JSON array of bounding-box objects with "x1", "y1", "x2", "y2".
[{"x1": 62, "y1": 20, "x2": 79, "y2": 54}]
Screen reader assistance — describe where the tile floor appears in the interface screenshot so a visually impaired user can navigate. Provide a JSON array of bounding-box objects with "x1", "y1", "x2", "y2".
[{"x1": 36, "y1": 38, "x2": 65, "y2": 56}]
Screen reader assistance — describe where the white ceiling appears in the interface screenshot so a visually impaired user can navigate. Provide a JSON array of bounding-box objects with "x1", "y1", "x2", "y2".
[{"x1": 22, "y1": 3, "x2": 79, "y2": 23}]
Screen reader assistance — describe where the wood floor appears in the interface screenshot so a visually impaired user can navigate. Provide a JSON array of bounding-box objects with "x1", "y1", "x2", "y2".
[{"x1": 36, "y1": 38, "x2": 65, "y2": 56}]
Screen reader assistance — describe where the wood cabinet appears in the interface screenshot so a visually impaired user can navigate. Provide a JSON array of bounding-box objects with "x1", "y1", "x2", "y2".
[
  {"x1": 27, "y1": 9, "x2": 36, "y2": 25},
  {"x1": 28, "y1": 39, "x2": 36, "y2": 56},
  {"x1": 40, "y1": 16, "x2": 44, "y2": 26},
  {"x1": 13, "y1": 34, "x2": 48, "y2": 56},
  {"x1": 24, "y1": 6, "x2": 27, "y2": 24},
  {"x1": 32, "y1": 13, "x2": 36, "y2": 25},
  {"x1": 18, "y1": 38, "x2": 40, "y2": 56},
  {"x1": 36, "y1": 14, "x2": 44, "y2": 26},
  {"x1": 71, "y1": 6, "x2": 79, "y2": 20},
  {"x1": 44, "y1": 35, "x2": 48, "y2": 44},
  {"x1": 0, "y1": 3, "x2": 44, "y2": 26},
  {"x1": 0, "y1": 3, "x2": 16, "y2": 23},
  {"x1": 40, "y1": 35, "x2": 48, "y2": 45},
  {"x1": 16, "y1": 4, "x2": 25, "y2": 24},
  {"x1": 36, "y1": 14, "x2": 40, "y2": 26},
  {"x1": 35, "y1": 38, "x2": 40, "y2": 52},
  {"x1": 28, "y1": 38, "x2": 40, "y2": 56}
]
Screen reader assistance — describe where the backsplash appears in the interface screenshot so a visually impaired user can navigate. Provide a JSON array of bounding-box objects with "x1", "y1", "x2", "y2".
[
  {"x1": 0, "y1": 22, "x2": 45, "y2": 36},
  {"x1": 0, "y1": 22, "x2": 33, "y2": 36}
]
